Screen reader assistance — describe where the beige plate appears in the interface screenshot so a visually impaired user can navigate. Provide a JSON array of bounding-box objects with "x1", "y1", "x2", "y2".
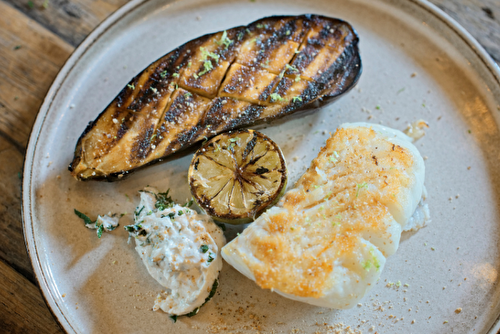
[{"x1": 22, "y1": 0, "x2": 500, "y2": 333}]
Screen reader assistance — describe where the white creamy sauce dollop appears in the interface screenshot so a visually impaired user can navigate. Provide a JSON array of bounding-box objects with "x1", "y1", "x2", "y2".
[{"x1": 128, "y1": 188, "x2": 225, "y2": 316}]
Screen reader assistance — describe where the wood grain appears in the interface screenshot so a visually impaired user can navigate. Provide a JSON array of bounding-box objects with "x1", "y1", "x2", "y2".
[
  {"x1": 0, "y1": 259, "x2": 63, "y2": 333},
  {"x1": 430, "y1": 0, "x2": 500, "y2": 62},
  {"x1": 0, "y1": 135, "x2": 35, "y2": 283},
  {"x1": 4, "y1": 0, "x2": 128, "y2": 47},
  {"x1": 0, "y1": 1, "x2": 73, "y2": 149}
]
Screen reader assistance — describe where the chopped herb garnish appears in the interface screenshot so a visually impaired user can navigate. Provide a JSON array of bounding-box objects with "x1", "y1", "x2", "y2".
[
  {"x1": 178, "y1": 210, "x2": 184, "y2": 216},
  {"x1": 155, "y1": 190, "x2": 175, "y2": 211},
  {"x1": 150, "y1": 87, "x2": 158, "y2": 94},
  {"x1": 294, "y1": 76, "x2": 301, "y2": 82},
  {"x1": 124, "y1": 223, "x2": 143, "y2": 233},
  {"x1": 140, "y1": 235, "x2": 152, "y2": 246},
  {"x1": 375, "y1": 105, "x2": 381, "y2": 110},
  {"x1": 193, "y1": 73, "x2": 199, "y2": 79},
  {"x1": 127, "y1": 84, "x2": 135, "y2": 89},
  {"x1": 134, "y1": 206, "x2": 145, "y2": 217},
  {"x1": 183, "y1": 198, "x2": 194, "y2": 207},
  {"x1": 356, "y1": 182, "x2": 368, "y2": 198},
  {"x1": 42, "y1": 0, "x2": 49, "y2": 9},
  {"x1": 169, "y1": 315, "x2": 178, "y2": 323},
  {"x1": 207, "y1": 253, "x2": 214, "y2": 262},
  {"x1": 397, "y1": 87, "x2": 405, "y2": 94},
  {"x1": 150, "y1": 134, "x2": 156, "y2": 141},
  {"x1": 286, "y1": 30, "x2": 291, "y2": 35},
  {"x1": 172, "y1": 73, "x2": 179, "y2": 78},
  {"x1": 369, "y1": 247, "x2": 381, "y2": 270},
  {"x1": 292, "y1": 96, "x2": 302, "y2": 103},
  {"x1": 184, "y1": 92, "x2": 192, "y2": 98},
  {"x1": 228, "y1": 137, "x2": 239, "y2": 142},
  {"x1": 160, "y1": 70, "x2": 168, "y2": 78},
  {"x1": 260, "y1": 60, "x2": 270, "y2": 68},
  {"x1": 256, "y1": 23, "x2": 264, "y2": 28},
  {"x1": 200, "y1": 245, "x2": 209, "y2": 253},
  {"x1": 216, "y1": 30, "x2": 233, "y2": 49},
  {"x1": 27, "y1": 0, "x2": 34, "y2": 8},
  {"x1": 200, "y1": 47, "x2": 219, "y2": 61},
  {"x1": 97, "y1": 225, "x2": 104, "y2": 238},
  {"x1": 74, "y1": 209, "x2": 94, "y2": 225},
  {"x1": 270, "y1": 93, "x2": 284, "y2": 102},
  {"x1": 14, "y1": 45, "x2": 22, "y2": 50},
  {"x1": 285, "y1": 64, "x2": 299, "y2": 72},
  {"x1": 216, "y1": 222, "x2": 226, "y2": 231},
  {"x1": 198, "y1": 60, "x2": 214, "y2": 76},
  {"x1": 329, "y1": 156, "x2": 337, "y2": 163}
]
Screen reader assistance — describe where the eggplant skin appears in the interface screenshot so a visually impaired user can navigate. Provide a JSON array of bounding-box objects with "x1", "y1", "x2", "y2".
[{"x1": 69, "y1": 14, "x2": 362, "y2": 181}]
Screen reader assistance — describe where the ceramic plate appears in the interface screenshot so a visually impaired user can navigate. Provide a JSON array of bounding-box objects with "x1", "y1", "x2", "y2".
[{"x1": 22, "y1": 0, "x2": 500, "y2": 333}]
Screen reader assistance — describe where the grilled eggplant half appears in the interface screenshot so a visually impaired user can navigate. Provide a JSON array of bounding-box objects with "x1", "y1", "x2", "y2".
[{"x1": 69, "y1": 14, "x2": 362, "y2": 181}]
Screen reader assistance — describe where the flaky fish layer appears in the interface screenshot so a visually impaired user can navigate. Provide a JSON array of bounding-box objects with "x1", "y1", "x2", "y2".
[{"x1": 222, "y1": 123, "x2": 425, "y2": 309}]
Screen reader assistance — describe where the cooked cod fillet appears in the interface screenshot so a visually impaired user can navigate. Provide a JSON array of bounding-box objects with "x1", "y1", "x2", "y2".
[{"x1": 222, "y1": 122, "x2": 426, "y2": 309}]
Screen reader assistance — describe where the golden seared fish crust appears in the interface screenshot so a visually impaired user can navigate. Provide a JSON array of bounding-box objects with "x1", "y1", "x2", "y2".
[
  {"x1": 69, "y1": 15, "x2": 361, "y2": 180},
  {"x1": 222, "y1": 123, "x2": 425, "y2": 309}
]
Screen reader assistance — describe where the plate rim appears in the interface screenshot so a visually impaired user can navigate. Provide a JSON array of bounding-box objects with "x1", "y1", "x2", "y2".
[{"x1": 21, "y1": 0, "x2": 500, "y2": 333}]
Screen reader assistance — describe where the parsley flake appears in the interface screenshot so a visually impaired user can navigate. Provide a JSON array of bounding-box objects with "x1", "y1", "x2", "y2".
[
  {"x1": 96, "y1": 225, "x2": 104, "y2": 238},
  {"x1": 198, "y1": 60, "x2": 213, "y2": 76},
  {"x1": 356, "y1": 182, "x2": 368, "y2": 198},
  {"x1": 155, "y1": 190, "x2": 175, "y2": 211},
  {"x1": 216, "y1": 30, "x2": 233, "y2": 49},
  {"x1": 200, "y1": 47, "x2": 219, "y2": 61},
  {"x1": 285, "y1": 64, "x2": 299, "y2": 72},
  {"x1": 270, "y1": 93, "x2": 284, "y2": 102},
  {"x1": 74, "y1": 209, "x2": 94, "y2": 225}
]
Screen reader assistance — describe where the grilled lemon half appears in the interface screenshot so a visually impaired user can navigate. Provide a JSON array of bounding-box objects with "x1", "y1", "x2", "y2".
[{"x1": 188, "y1": 129, "x2": 287, "y2": 225}]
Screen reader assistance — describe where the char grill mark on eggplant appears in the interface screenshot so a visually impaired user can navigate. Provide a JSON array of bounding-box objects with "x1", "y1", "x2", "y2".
[{"x1": 69, "y1": 14, "x2": 362, "y2": 181}]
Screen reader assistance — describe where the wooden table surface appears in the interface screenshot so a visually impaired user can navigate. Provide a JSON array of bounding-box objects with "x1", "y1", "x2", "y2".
[{"x1": 0, "y1": 0, "x2": 498, "y2": 332}]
